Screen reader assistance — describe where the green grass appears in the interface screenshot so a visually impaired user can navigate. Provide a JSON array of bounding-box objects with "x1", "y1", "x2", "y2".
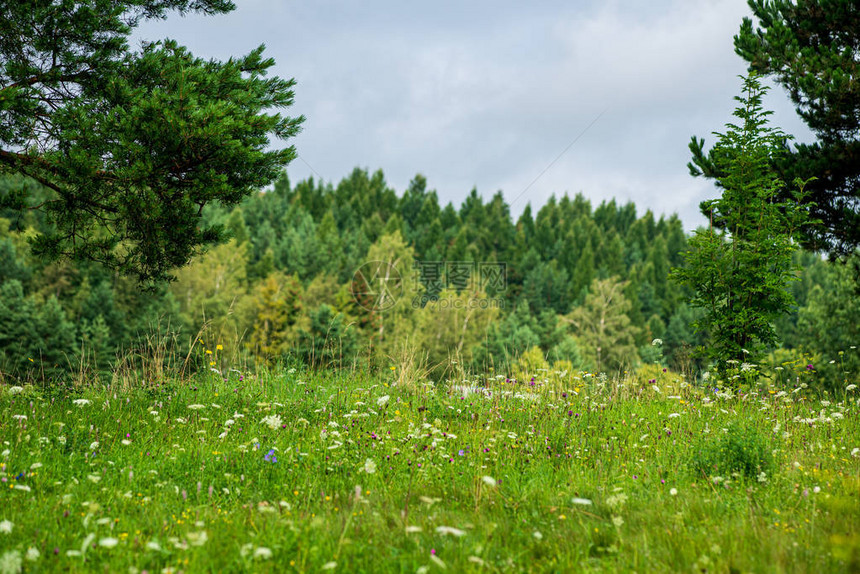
[{"x1": 1, "y1": 369, "x2": 858, "y2": 573}]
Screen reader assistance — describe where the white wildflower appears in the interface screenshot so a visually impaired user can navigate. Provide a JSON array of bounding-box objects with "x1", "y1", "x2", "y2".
[
  {"x1": 24, "y1": 547, "x2": 39, "y2": 562},
  {"x1": 7, "y1": 386, "x2": 23, "y2": 395},
  {"x1": 321, "y1": 562, "x2": 337, "y2": 570},
  {"x1": 571, "y1": 497, "x2": 593, "y2": 505},
  {"x1": 73, "y1": 399, "x2": 91, "y2": 407},
  {"x1": 187, "y1": 404, "x2": 206, "y2": 410},
  {"x1": 481, "y1": 476, "x2": 497, "y2": 487},
  {"x1": 260, "y1": 415, "x2": 282, "y2": 430},
  {"x1": 146, "y1": 541, "x2": 162, "y2": 552},
  {"x1": 88, "y1": 441, "x2": 99, "y2": 451},
  {"x1": 99, "y1": 537, "x2": 119, "y2": 548},
  {"x1": 253, "y1": 547, "x2": 273, "y2": 560},
  {"x1": 0, "y1": 520, "x2": 11, "y2": 534},
  {"x1": 435, "y1": 526, "x2": 466, "y2": 537},
  {"x1": 362, "y1": 458, "x2": 377, "y2": 474},
  {"x1": 405, "y1": 526, "x2": 422, "y2": 533},
  {"x1": 187, "y1": 531, "x2": 208, "y2": 546},
  {"x1": 376, "y1": 395, "x2": 390, "y2": 407},
  {"x1": 669, "y1": 488, "x2": 678, "y2": 496},
  {"x1": 533, "y1": 531, "x2": 543, "y2": 540},
  {"x1": 0, "y1": 550, "x2": 22, "y2": 574}
]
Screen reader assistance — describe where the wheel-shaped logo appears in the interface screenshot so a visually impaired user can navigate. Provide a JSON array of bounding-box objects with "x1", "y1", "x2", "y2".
[{"x1": 351, "y1": 261, "x2": 403, "y2": 311}]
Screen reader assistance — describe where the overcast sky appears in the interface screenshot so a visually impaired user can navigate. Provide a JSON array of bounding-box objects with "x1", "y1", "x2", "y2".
[{"x1": 137, "y1": 0, "x2": 813, "y2": 232}]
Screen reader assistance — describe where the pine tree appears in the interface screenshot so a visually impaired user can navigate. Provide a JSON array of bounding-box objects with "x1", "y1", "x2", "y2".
[
  {"x1": 0, "y1": 1, "x2": 303, "y2": 282},
  {"x1": 690, "y1": 0, "x2": 859, "y2": 257}
]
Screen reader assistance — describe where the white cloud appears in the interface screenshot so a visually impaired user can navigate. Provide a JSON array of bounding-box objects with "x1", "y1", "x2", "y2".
[{"x1": 136, "y1": 0, "x2": 813, "y2": 228}]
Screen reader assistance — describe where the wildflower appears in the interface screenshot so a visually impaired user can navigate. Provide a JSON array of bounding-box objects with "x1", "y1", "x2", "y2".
[
  {"x1": 146, "y1": 540, "x2": 162, "y2": 551},
  {"x1": 571, "y1": 497, "x2": 593, "y2": 505},
  {"x1": 0, "y1": 550, "x2": 22, "y2": 574},
  {"x1": 7, "y1": 387, "x2": 23, "y2": 395},
  {"x1": 187, "y1": 404, "x2": 206, "y2": 410},
  {"x1": 99, "y1": 537, "x2": 119, "y2": 548},
  {"x1": 668, "y1": 413, "x2": 680, "y2": 418},
  {"x1": 481, "y1": 476, "x2": 497, "y2": 487},
  {"x1": 612, "y1": 515, "x2": 624, "y2": 527},
  {"x1": 405, "y1": 526, "x2": 422, "y2": 533},
  {"x1": 362, "y1": 458, "x2": 377, "y2": 474},
  {"x1": 187, "y1": 531, "x2": 208, "y2": 546},
  {"x1": 260, "y1": 415, "x2": 282, "y2": 430},
  {"x1": 321, "y1": 562, "x2": 337, "y2": 570},
  {"x1": 24, "y1": 548, "x2": 38, "y2": 562},
  {"x1": 846, "y1": 384, "x2": 857, "y2": 392},
  {"x1": 377, "y1": 395, "x2": 390, "y2": 407},
  {"x1": 651, "y1": 338, "x2": 663, "y2": 346},
  {"x1": 254, "y1": 547, "x2": 273, "y2": 560},
  {"x1": 0, "y1": 520, "x2": 11, "y2": 534},
  {"x1": 264, "y1": 449, "x2": 278, "y2": 464},
  {"x1": 670, "y1": 488, "x2": 678, "y2": 496},
  {"x1": 435, "y1": 526, "x2": 466, "y2": 537},
  {"x1": 73, "y1": 399, "x2": 91, "y2": 407},
  {"x1": 533, "y1": 531, "x2": 543, "y2": 540}
]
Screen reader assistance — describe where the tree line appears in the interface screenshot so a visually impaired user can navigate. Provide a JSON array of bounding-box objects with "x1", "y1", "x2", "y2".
[{"x1": 1, "y1": 169, "x2": 855, "y2": 387}]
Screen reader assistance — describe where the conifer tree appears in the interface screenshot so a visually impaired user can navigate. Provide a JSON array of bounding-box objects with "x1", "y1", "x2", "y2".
[
  {"x1": 674, "y1": 75, "x2": 810, "y2": 376},
  {"x1": 0, "y1": 0, "x2": 303, "y2": 282}
]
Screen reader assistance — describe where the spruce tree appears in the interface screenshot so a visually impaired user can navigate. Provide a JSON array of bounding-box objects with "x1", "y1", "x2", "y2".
[{"x1": 674, "y1": 74, "x2": 811, "y2": 377}]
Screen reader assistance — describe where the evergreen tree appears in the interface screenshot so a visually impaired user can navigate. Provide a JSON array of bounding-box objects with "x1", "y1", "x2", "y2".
[
  {"x1": 674, "y1": 75, "x2": 810, "y2": 376},
  {"x1": 0, "y1": 1, "x2": 303, "y2": 282},
  {"x1": 729, "y1": 0, "x2": 860, "y2": 257}
]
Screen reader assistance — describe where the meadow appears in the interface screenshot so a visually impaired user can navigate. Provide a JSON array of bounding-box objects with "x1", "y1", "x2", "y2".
[{"x1": 1, "y1": 365, "x2": 858, "y2": 573}]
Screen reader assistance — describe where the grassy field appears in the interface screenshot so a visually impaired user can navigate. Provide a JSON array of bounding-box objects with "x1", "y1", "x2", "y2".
[{"x1": 1, "y1": 367, "x2": 858, "y2": 573}]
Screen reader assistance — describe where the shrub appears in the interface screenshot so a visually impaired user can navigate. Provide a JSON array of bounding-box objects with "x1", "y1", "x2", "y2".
[{"x1": 689, "y1": 421, "x2": 772, "y2": 479}]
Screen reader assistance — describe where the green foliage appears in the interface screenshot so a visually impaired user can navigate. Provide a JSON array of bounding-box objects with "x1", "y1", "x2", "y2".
[
  {"x1": 0, "y1": 0, "x2": 303, "y2": 282},
  {"x1": 691, "y1": 0, "x2": 860, "y2": 258},
  {"x1": 674, "y1": 75, "x2": 810, "y2": 378},
  {"x1": 565, "y1": 277, "x2": 640, "y2": 374},
  {"x1": 689, "y1": 421, "x2": 773, "y2": 480},
  {"x1": 0, "y1": 369, "x2": 857, "y2": 572},
  {"x1": 795, "y1": 254, "x2": 860, "y2": 391}
]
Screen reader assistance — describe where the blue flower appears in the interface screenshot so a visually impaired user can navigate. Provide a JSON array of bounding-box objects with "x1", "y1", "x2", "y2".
[{"x1": 264, "y1": 449, "x2": 278, "y2": 463}]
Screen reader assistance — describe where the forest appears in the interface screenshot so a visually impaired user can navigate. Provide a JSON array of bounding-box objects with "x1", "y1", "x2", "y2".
[{"x1": 1, "y1": 167, "x2": 856, "y2": 389}]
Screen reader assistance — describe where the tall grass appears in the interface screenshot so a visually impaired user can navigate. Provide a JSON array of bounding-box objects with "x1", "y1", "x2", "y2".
[{"x1": 1, "y1": 357, "x2": 858, "y2": 572}]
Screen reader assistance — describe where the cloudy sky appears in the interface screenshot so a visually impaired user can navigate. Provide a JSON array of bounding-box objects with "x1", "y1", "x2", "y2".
[{"x1": 137, "y1": 0, "x2": 813, "y2": 232}]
